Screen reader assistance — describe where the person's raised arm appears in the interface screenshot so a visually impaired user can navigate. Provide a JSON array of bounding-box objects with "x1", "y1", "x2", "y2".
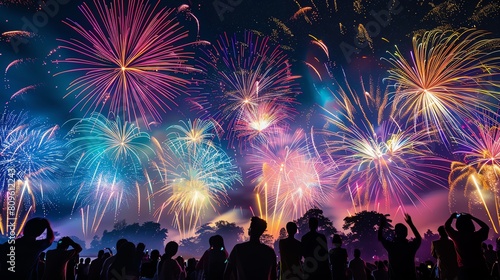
[
  {"x1": 445, "y1": 213, "x2": 458, "y2": 239},
  {"x1": 404, "y1": 214, "x2": 421, "y2": 245},
  {"x1": 69, "y1": 237, "x2": 83, "y2": 254},
  {"x1": 43, "y1": 218, "x2": 55, "y2": 244},
  {"x1": 469, "y1": 214, "x2": 489, "y2": 240}
]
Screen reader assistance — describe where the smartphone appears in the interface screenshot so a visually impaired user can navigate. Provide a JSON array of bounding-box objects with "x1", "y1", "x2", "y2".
[{"x1": 456, "y1": 213, "x2": 461, "y2": 218}]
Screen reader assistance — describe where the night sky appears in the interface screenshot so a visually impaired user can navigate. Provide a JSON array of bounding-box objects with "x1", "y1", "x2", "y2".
[{"x1": 1, "y1": 0, "x2": 500, "y2": 243}]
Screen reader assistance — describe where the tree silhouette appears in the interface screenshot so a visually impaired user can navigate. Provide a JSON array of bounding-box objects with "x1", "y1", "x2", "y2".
[
  {"x1": 179, "y1": 220, "x2": 244, "y2": 258},
  {"x1": 91, "y1": 220, "x2": 167, "y2": 253},
  {"x1": 342, "y1": 211, "x2": 392, "y2": 259},
  {"x1": 260, "y1": 233, "x2": 275, "y2": 249},
  {"x1": 417, "y1": 229, "x2": 439, "y2": 262},
  {"x1": 294, "y1": 208, "x2": 337, "y2": 240}
]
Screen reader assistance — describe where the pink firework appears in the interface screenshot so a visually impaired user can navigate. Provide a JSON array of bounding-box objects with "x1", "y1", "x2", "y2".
[
  {"x1": 191, "y1": 32, "x2": 300, "y2": 140},
  {"x1": 56, "y1": 0, "x2": 198, "y2": 129},
  {"x1": 247, "y1": 128, "x2": 336, "y2": 236}
]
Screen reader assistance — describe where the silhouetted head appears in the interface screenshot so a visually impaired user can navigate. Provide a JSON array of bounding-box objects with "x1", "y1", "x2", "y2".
[
  {"x1": 438, "y1": 226, "x2": 448, "y2": 238},
  {"x1": 176, "y1": 256, "x2": 185, "y2": 267},
  {"x1": 286, "y1": 222, "x2": 298, "y2": 236},
  {"x1": 332, "y1": 234, "x2": 342, "y2": 246},
  {"x1": 115, "y1": 238, "x2": 128, "y2": 252},
  {"x1": 211, "y1": 235, "x2": 225, "y2": 251},
  {"x1": 137, "y1": 242, "x2": 146, "y2": 252},
  {"x1": 165, "y1": 241, "x2": 179, "y2": 258},
  {"x1": 103, "y1": 252, "x2": 111, "y2": 259},
  {"x1": 97, "y1": 250, "x2": 104, "y2": 259},
  {"x1": 377, "y1": 261, "x2": 385, "y2": 270},
  {"x1": 488, "y1": 244, "x2": 493, "y2": 250},
  {"x1": 118, "y1": 242, "x2": 135, "y2": 256},
  {"x1": 23, "y1": 218, "x2": 46, "y2": 238},
  {"x1": 57, "y1": 237, "x2": 71, "y2": 250},
  {"x1": 309, "y1": 217, "x2": 319, "y2": 231},
  {"x1": 79, "y1": 258, "x2": 84, "y2": 264},
  {"x1": 248, "y1": 216, "x2": 267, "y2": 238},
  {"x1": 394, "y1": 223, "x2": 408, "y2": 239},
  {"x1": 208, "y1": 236, "x2": 215, "y2": 247},
  {"x1": 187, "y1": 258, "x2": 197, "y2": 270},
  {"x1": 354, "y1": 248, "x2": 361, "y2": 258},
  {"x1": 85, "y1": 257, "x2": 91, "y2": 264},
  {"x1": 150, "y1": 249, "x2": 160, "y2": 261},
  {"x1": 456, "y1": 215, "x2": 475, "y2": 233}
]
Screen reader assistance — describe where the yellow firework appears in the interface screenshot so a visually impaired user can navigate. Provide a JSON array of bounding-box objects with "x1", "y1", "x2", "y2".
[{"x1": 385, "y1": 28, "x2": 500, "y2": 143}]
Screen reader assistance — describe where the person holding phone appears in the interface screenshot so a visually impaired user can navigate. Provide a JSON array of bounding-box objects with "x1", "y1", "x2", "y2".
[{"x1": 445, "y1": 212, "x2": 489, "y2": 280}]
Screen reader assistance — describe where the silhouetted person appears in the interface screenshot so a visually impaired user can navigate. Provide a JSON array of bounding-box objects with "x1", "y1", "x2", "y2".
[
  {"x1": 76, "y1": 258, "x2": 84, "y2": 280},
  {"x1": 77, "y1": 258, "x2": 90, "y2": 280},
  {"x1": 378, "y1": 213, "x2": 421, "y2": 280},
  {"x1": 349, "y1": 248, "x2": 367, "y2": 280},
  {"x1": 158, "y1": 241, "x2": 182, "y2": 280},
  {"x1": 186, "y1": 258, "x2": 197, "y2": 280},
  {"x1": 279, "y1": 222, "x2": 302, "y2": 280},
  {"x1": 141, "y1": 249, "x2": 160, "y2": 280},
  {"x1": 203, "y1": 235, "x2": 228, "y2": 280},
  {"x1": 43, "y1": 236, "x2": 83, "y2": 280},
  {"x1": 486, "y1": 244, "x2": 497, "y2": 272},
  {"x1": 37, "y1": 252, "x2": 46, "y2": 280},
  {"x1": 329, "y1": 234, "x2": 348, "y2": 280},
  {"x1": 68, "y1": 253, "x2": 79, "y2": 280},
  {"x1": 445, "y1": 213, "x2": 489, "y2": 280},
  {"x1": 431, "y1": 225, "x2": 458, "y2": 280},
  {"x1": 371, "y1": 261, "x2": 389, "y2": 280},
  {"x1": 197, "y1": 235, "x2": 215, "y2": 277},
  {"x1": 0, "y1": 217, "x2": 54, "y2": 279},
  {"x1": 224, "y1": 216, "x2": 277, "y2": 280},
  {"x1": 301, "y1": 217, "x2": 331, "y2": 280},
  {"x1": 100, "y1": 238, "x2": 128, "y2": 280},
  {"x1": 108, "y1": 241, "x2": 139, "y2": 280},
  {"x1": 176, "y1": 255, "x2": 186, "y2": 280},
  {"x1": 135, "y1": 242, "x2": 146, "y2": 274},
  {"x1": 88, "y1": 250, "x2": 105, "y2": 280}
]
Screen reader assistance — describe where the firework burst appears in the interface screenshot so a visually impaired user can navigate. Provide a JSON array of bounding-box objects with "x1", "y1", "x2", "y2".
[
  {"x1": 65, "y1": 113, "x2": 154, "y2": 238},
  {"x1": 449, "y1": 117, "x2": 500, "y2": 233},
  {"x1": 153, "y1": 119, "x2": 241, "y2": 238},
  {"x1": 56, "y1": 0, "x2": 199, "y2": 129},
  {"x1": 190, "y1": 32, "x2": 300, "y2": 141},
  {"x1": 0, "y1": 111, "x2": 65, "y2": 236},
  {"x1": 384, "y1": 28, "x2": 500, "y2": 144},
  {"x1": 323, "y1": 76, "x2": 447, "y2": 211},
  {"x1": 247, "y1": 127, "x2": 335, "y2": 237}
]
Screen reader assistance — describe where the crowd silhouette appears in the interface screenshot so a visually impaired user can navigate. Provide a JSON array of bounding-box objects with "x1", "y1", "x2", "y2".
[{"x1": 0, "y1": 212, "x2": 498, "y2": 280}]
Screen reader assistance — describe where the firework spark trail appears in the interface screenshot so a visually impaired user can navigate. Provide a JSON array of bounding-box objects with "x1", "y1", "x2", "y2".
[
  {"x1": 190, "y1": 31, "x2": 300, "y2": 142},
  {"x1": 322, "y1": 75, "x2": 448, "y2": 211},
  {"x1": 65, "y1": 113, "x2": 154, "y2": 238},
  {"x1": 0, "y1": 111, "x2": 64, "y2": 236},
  {"x1": 449, "y1": 117, "x2": 500, "y2": 233},
  {"x1": 56, "y1": 0, "x2": 199, "y2": 129},
  {"x1": 384, "y1": 28, "x2": 500, "y2": 144},
  {"x1": 248, "y1": 128, "x2": 335, "y2": 237},
  {"x1": 153, "y1": 119, "x2": 241, "y2": 238}
]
